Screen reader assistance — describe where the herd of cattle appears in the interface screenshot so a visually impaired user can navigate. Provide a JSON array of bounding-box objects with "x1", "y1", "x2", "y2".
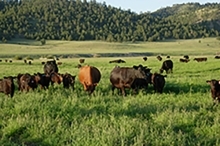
[{"x1": 0, "y1": 55, "x2": 220, "y2": 105}]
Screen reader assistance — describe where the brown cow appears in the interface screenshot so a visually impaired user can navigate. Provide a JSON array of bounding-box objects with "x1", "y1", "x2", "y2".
[
  {"x1": 79, "y1": 59, "x2": 85, "y2": 64},
  {"x1": 61, "y1": 73, "x2": 76, "y2": 89},
  {"x1": 156, "y1": 55, "x2": 162, "y2": 61},
  {"x1": 206, "y1": 79, "x2": 220, "y2": 105},
  {"x1": 0, "y1": 76, "x2": 15, "y2": 97},
  {"x1": 78, "y1": 65, "x2": 101, "y2": 94},
  {"x1": 57, "y1": 62, "x2": 62, "y2": 65},
  {"x1": 194, "y1": 57, "x2": 207, "y2": 62},
  {"x1": 179, "y1": 58, "x2": 190, "y2": 63},
  {"x1": 17, "y1": 73, "x2": 38, "y2": 92}
]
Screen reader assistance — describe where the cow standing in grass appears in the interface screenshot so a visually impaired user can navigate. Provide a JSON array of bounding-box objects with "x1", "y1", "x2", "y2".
[
  {"x1": 160, "y1": 60, "x2": 173, "y2": 74},
  {"x1": 206, "y1": 79, "x2": 220, "y2": 105},
  {"x1": 0, "y1": 76, "x2": 15, "y2": 97}
]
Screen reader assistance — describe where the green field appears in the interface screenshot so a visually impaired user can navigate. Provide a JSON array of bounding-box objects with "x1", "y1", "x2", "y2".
[{"x1": 1, "y1": 38, "x2": 220, "y2": 145}]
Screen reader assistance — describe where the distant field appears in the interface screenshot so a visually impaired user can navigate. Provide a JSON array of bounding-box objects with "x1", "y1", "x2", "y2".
[{"x1": 0, "y1": 38, "x2": 220, "y2": 59}]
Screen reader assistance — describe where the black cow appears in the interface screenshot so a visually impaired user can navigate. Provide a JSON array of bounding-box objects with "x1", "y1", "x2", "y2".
[
  {"x1": 151, "y1": 73, "x2": 166, "y2": 93},
  {"x1": 183, "y1": 55, "x2": 189, "y2": 59},
  {"x1": 194, "y1": 57, "x2": 207, "y2": 62},
  {"x1": 206, "y1": 79, "x2": 220, "y2": 105},
  {"x1": 179, "y1": 58, "x2": 190, "y2": 63},
  {"x1": 214, "y1": 56, "x2": 220, "y2": 59},
  {"x1": 0, "y1": 76, "x2": 15, "y2": 97},
  {"x1": 43, "y1": 60, "x2": 58, "y2": 75},
  {"x1": 61, "y1": 73, "x2": 76, "y2": 89},
  {"x1": 160, "y1": 60, "x2": 173, "y2": 74},
  {"x1": 110, "y1": 66, "x2": 147, "y2": 96},
  {"x1": 143, "y1": 57, "x2": 147, "y2": 61},
  {"x1": 109, "y1": 59, "x2": 126, "y2": 63},
  {"x1": 34, "y1": 72, "x2": 51, "y2": 89},
  {"x1": 17, "y1": 73, "x2": 38, "y2": 92},
  {"x1": 157, "y1": 56, "x2": 162, "y2": 61}
]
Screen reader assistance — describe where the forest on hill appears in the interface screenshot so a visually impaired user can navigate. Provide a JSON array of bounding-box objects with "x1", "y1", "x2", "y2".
[{"x1": 0, "y1": 0, "x2": 220, "y2": 42}]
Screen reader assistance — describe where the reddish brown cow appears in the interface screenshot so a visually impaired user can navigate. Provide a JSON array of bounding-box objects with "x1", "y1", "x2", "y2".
[
  {"x1": 78, "y1": 65, "x2": 101, "y2": 94},
  {"x1": 179, "y1": 58, "x2": 190, "y2": 63},
  {"x1": 206, "y1": 79, "x2": 220, "y2": 105},
  {"x1": 194, "y1": 57, "x2": 207, "y2": 62},
  {"x1": 50, "y1": 72, "x2": 63, "y2": 85},
  {"x1": 0, "y1": 76, "x2": 15, "y2": 97}
]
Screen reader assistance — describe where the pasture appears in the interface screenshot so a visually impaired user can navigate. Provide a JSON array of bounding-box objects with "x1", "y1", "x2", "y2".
[{"x1": 1, "y1": 38, "x2": 220, "y2": 145}]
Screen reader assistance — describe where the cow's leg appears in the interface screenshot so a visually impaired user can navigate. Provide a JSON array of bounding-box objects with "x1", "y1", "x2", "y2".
[
  {"x1": 111, "y1": 85, "x2": 115, "y2": 95},
  {"x1": 121, "y1": 87, "x2": 126, "y2": 96}
]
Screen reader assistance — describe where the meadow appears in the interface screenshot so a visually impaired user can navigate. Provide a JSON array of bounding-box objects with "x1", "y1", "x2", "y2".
[{"x1": 0, "y1": 38, "x2": 220, "y2": 145}]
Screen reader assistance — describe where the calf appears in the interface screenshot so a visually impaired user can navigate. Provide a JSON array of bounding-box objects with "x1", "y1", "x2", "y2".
[
  {"x1": 0, "y1": 76, "x2": 15, "y2": 97},
  {"x1": 79, "y1": 59, "x2": 85, "y2": 64},
  {"x1": 151, "y1": 73, "x2": 166, "y2": 93},
  {"x1": 160, "y1": 60, "x2": 173, "y2": 74},
  {"x1": 206, "y1": 79, "x2": 220, "y2": 105},
  {"x1": 50, "y1": 72, "x2": 63, "y2": 85},
  {"x1": 62, "y1": 73, "x2": 76, "y2": 89},
  {"x1": 34, "y1": 72, "x2": 51, "y2": 89}
]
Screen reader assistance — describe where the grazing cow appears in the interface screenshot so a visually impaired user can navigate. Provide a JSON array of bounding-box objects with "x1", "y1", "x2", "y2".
[
  {"x1": 24, "y1": 59, "x2": 27, "y2": 64},
  {"x1": 17, "y1": 73, "x2": 38, "y2": 92},
  {"x1": 57, "y1": 62, "x2": 62, "y2": 65},
  {"x1": 5, "y1": 59, "x2": 8, "y2": 62},
  {"x1": 179, "y1": 58, "x2": 190, "y2": 63},
  {"x1": 62, "y1": 73, "x2": 76, "y2": 89},
  {"x1": 143, "y1": 57, "x2": 147, "y2": 61},
  {"x1": 109, "y1": 59, "x2": 126, "y2": 63},
  {"x1": 9, "y1": 60, "x2": 12, "y2": 63},
  {"x1": 151, "y1": 73, "x2": 166, "y2": 93},
  {"x1": 0, "y1": 59, "x2": 2, "y2": 62},
  {"x1": 160, "y1": 60, "x2": 173, "y2": 74},
  {"x1": 79, "y1": 59, "x2": 85, "y2": 64},
  {"x1": 34, "y1": 72, "x2": 51, "y2": 89},
  {"x1": 43, "y1": 60, "x2": 58, "y2": 75},
  {"x1": 0, "y1": 76, "x2": 15, "y2": 97},
  {"x1": 78, "y1": 65, "x2": 101, "y2": 94},
  {"x1": 166, "y1": 56, "x2": 170, "y2": 59},
  {"x1": 206, "y1": 79, "x2": 220, "y2": 105},
  {"x1": 28, "y1": 61, "x2": 32, "y2": 65},
  {"x1": 214, "y1": 56, "x2": 220, "y2": 59},
  {"x1": 50, "y1": 72, "x2": 63, "y2": 85},
  {"x1": 157, "y1": 56, "x2": 162, "y2": 61},
  {"x1": 183, "y1": 55, "x2": 189, "y2": 59},
  {"x1": 194, "y1": 57, "x2": 207, "y2": 62},
  {"x1": 41, "y1": 61, "x2": 45, "y2": 65},
  {"x1": 110, "y1": 66, "x2": 148, "y2": 96}
]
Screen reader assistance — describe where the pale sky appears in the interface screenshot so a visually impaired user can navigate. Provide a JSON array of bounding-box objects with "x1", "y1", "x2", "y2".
[{"x1": 96, "y1": 0, "x2": 220, "y2": 13}]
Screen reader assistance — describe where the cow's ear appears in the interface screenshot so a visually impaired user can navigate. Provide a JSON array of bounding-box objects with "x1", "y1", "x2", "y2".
[{"x1": 72, "y1": 75, "x2": 76, "y2": 79}]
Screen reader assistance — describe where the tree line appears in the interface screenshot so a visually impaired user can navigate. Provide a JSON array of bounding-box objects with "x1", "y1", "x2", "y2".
[{"x1": 0, "y1": 0, "x2": 219, "y2": 42}]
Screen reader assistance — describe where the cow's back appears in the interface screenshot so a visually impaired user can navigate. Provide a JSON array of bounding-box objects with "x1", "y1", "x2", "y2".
[{"x1": 78, "y1": 65, "x2": 101, "y2": 92}]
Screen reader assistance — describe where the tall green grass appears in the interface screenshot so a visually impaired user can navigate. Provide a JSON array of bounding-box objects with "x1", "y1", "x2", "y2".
[{"x1": 1, "y1": 40, "x2": 220, "y2": 145}]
